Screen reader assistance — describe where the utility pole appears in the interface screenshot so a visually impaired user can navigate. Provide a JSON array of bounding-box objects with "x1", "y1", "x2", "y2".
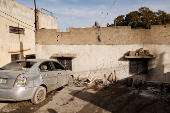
[
  {"x1": 114, "y1": 0, "x2": 116, "y2": 27},
  {"x1": 34, "y1": 0, "x2": 37, "y2": 31}
]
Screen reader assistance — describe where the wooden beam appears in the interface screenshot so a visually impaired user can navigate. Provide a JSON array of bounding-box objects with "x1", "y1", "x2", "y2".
[
  {"x1": 8, "y1": 48, "x2": 31, "y2": 53},
  {"x1": 125, "y1": 56, "x2": 153, "y2": 59}
]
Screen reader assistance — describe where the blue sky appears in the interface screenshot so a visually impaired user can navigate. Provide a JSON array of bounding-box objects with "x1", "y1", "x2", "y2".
[{"x1": 14, "y1": 0, "x2": 170, "y2": 31}]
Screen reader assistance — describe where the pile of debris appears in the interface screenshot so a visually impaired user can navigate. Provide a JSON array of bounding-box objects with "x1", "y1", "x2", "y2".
[
  {"x1": 75, "y1": 71, "x2": 117, "y2": 89},
  {"x1": 125, "y1": 48, "x2": 154, "y2": 58}
]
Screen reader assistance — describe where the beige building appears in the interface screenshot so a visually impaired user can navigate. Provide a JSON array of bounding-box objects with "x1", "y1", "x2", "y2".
[
  {"x1": 35, "y1": 25, "x2": 170, "y2": 82},
  {"x1": 1, "y1": 0, "x2": 170, "y2": 83},
  {"x1": 0, "y1": 0, "x2": 57, "y2": 67}
]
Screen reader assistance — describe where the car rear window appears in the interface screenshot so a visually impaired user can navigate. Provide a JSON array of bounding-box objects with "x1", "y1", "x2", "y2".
[{"x1": 1, "y1": 61, "x2": 36, "y2": 71}]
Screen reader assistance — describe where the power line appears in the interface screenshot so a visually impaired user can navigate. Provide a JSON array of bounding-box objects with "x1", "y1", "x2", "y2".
[
  {"x1": 0, "y1": 9, "x2": 35, "y2": 28},
  {"x1": 65, "y1": 2, "x2": 118, "y2": 45},
  {"x1": 0, "y1": 14, "x2": 34, "y2": 31},
  {"x1": 100, "y1": 0, "x2": 116, "y2": 25}
]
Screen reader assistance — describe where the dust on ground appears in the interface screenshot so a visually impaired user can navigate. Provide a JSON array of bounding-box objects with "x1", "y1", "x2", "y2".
[
  {"x1": 0, "y1": 87, "x2": 64, "y2": 113},
  {"x1": 1, "y1": 84, "x2": 170, "y2": 113}
]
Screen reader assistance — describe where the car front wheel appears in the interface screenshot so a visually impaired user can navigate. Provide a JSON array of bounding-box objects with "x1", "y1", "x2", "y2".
[{"x1": 31, "y1": 86, "x2": 46, "y2": 104}]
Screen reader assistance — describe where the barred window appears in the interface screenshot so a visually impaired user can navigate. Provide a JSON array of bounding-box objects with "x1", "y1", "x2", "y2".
[
  {"x1": 9, "y1": 26, "x2": 25, "y2": 35},
  {"x1": 57, "y1": 57, "x2": 72, "y2": 70},
  {"x1": 129, "y1": 59, "x2": 148, "y2": 74}
]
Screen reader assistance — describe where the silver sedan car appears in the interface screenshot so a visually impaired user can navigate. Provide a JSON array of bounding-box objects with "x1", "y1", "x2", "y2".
[{"x1": 0, "y1": 59, "x2": 74, "y2": 104}]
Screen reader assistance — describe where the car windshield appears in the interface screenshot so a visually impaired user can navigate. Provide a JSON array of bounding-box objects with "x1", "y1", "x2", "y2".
[{"x1": 0, "y1": 61, "x2": 36, "y2": 71}]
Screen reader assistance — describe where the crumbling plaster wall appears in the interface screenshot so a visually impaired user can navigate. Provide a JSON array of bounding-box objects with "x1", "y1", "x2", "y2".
[
  {"x1": 0, "y1": 0, "x2": 57, "y2": 67},
  {"x1": 36, "y1": 25, "x2": 170, "y2": 81}
]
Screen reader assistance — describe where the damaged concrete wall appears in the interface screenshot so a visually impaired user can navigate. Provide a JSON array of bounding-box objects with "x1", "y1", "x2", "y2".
[
  {"x1": 36, "y1": 25, "x2": 170, "y2": 81},
  {"x1": 36, "y1": 25, "x2": 170, "y2": 45},
  {"x1": 0, "y1": 0, "x2": 57, "y2": 67},
  {"x1": 36, "y1": 45, "x2": 170, "y2": 82}
]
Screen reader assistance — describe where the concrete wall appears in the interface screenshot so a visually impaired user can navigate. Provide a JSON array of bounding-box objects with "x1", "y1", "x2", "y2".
[
  {"x1": 36, "y1": 44, "x2": 170, "y2": 82},
  {"x1": 0, "y1": 0, "x2": 57, "y2": 67},
  {"x1": 36, "y1": 25, "x2": 170, "y2": 81},
  {"x1": 36, "y1": 25, "x2": 170, "y2": 45},
  {"x1": 39, "y1": 12, "x2": 57, "y2": 29}
]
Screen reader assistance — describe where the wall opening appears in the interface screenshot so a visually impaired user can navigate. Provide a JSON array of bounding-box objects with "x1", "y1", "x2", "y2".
[
  {"x1": 26, "y1": 54, "x2": 36, "y2": 59},
  {"x1": 129, "y1": 59, "x2": 148, "y2": 75},
  {"x1": 57, "y1": 57, "x2": 72, "y2": 70},
  {"x1": 9, "y1": 26, "x2": 25, "y2": 35},
  {"x1": 11, "y1": 54, "x2": 20, "y2": 61}
]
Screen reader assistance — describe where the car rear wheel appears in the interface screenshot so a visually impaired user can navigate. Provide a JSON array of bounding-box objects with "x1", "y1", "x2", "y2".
[{"x1": 31, "y1": 86, "x2": 46, "y2": 104}]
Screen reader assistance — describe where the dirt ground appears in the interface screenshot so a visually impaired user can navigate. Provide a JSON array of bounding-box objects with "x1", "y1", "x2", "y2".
[{"x1": 1, "y1": 83, "x2": 170, "y2": 113}]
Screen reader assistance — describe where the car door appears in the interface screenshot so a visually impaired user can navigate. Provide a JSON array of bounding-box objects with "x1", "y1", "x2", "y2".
[
  {"x1": 39, "y1": 61, "x2": 57, "y2": 92},
  {"x1": 52, "y1": 61, "x2": 68, "y2": 88}
]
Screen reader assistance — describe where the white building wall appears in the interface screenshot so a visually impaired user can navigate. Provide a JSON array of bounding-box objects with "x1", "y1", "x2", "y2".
[{"x1": 36, "y1": 44, "x2": 170, "y2": 81}]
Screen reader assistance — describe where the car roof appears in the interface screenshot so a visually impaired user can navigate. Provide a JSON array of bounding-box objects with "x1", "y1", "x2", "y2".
[{"x1": 15, "y1": 59, "x2": 58, "y2": 62}]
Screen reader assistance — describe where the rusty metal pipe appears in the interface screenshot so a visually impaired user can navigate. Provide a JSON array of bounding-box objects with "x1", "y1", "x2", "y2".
[{"x1": 8, "y1": 48, "x2": 31, "y2": 53}]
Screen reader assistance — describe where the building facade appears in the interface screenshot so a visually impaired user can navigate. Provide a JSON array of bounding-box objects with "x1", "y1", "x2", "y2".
[
  {"x1": 35, "y1": 25, "x2": 170, "y2": 82},
  {"x1": 0, "y1": 0, "x2": 57, "y2": 67}
]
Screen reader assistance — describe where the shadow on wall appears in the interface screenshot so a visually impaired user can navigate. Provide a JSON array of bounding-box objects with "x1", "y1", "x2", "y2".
[
  {"x1": 147, "y1": 52, "x2": 170, "y2": 82},
  {"x1": 118, "y1": 51, "x2": 129, "y2": 61},
  {"x1": 117, "y1": 52, "x2": 170, "y2": 84},
  {"x1": 147, "y1": 52, "x2": 164, "y2": 81},
  {"x1": 73, "y1": 51, "x2": 170, "y2": 84}
]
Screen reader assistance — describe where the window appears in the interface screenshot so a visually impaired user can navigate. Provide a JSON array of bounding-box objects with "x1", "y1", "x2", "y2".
[
  {"x1": 26, "y1": 54, "x2": 36, "y2": 59},
  {"x1": 57, "y1": 57, "x2": 72, "y2": 70},
  {"x1": 39, "y1": 62, "x2": 52, "y2": 71},
  {"x1": 11, "y1": 54, "x2": 20, "y2": 61},
  {"x1": 18, "y1": 62, "x2": 36, "y2": 68},
  {"x1": 1, "y1": 61, "x2": 36, "y2": 71},
  {"x1": 53, "y1": 62, "x2": 64, "y2": 70},
  {"x1": 129, "y1": 59, "x2": 148, "y2": 75},
  {"x1": 9, "y1": 26, "x2": 25, "y2": 35}
]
